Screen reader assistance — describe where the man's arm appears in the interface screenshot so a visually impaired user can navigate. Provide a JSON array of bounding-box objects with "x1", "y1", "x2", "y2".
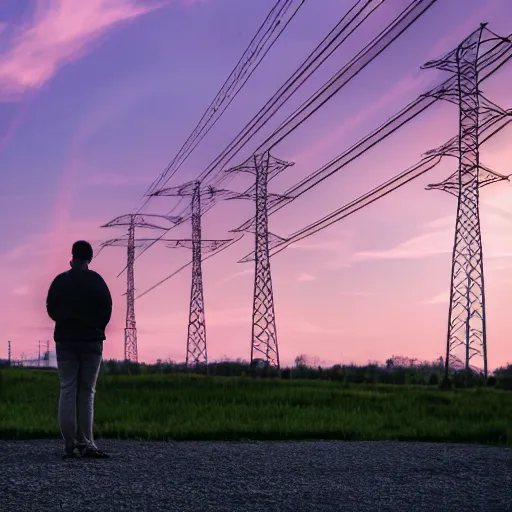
[
  {"x1": 46, "y1": 276, "x2": 61, "y2": 322},
  {"x1": 95, "y1": 274, "x2": 113, "y2": 329}
]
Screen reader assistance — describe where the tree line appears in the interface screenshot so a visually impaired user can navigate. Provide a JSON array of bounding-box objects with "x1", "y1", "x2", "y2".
[{"x1": 96, "y1": 354, "x2": 512, "y2": 389}]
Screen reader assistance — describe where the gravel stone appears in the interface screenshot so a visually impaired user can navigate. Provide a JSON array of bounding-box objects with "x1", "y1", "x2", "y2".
[{"x1": 1, "y1": 440, "x2": 511, "y2": 511}]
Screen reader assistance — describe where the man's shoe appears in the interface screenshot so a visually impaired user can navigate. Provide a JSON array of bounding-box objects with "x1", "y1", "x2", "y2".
[
  {"x1": 80, "y1": 446, "x2": 109, "y2": 459},
  {"x1": 62, "y1": 447, "x2": 82, "y2": 460}
]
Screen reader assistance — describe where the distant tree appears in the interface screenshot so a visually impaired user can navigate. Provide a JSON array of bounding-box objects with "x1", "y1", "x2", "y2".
[
  {"x1": 251, "y1": 358, "x2": 266, "y2": 368},
  {"x1": 494, "y1": 364, "x2": 512, "y2": 390},
  {"x1": 427, "y1": 373, "x2": 439, "y2": 386},
  {"x1": 294, "y1": 354, "x2": 308, "y2": 368}
]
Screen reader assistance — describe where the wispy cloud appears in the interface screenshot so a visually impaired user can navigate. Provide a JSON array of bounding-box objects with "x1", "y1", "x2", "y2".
[
  {"x1": 285, "y1": 319, "x2": 345, "y2": 336},
  {"x1": 207, "y1": 307, "x2": 252, "y2": 327},
  {"x1": 426, "y1": 0, "x2": 504, "y2": 59},
  {"x1": 0, "y1": 97, "x2": 33, "y2": 153},
  {"x1": 291, "y1": 72, "x2": 431, "y2": 164},
  {"x1": 291, "y1": 241, "x2": 338, "y2": 251},
  {"x1": 216, "y1": 268, "x2": 253, "y2": 286},
  {"x1": 355, "y1": 196, "x2": 512, "y2": 262},
  {"x1": 424, "y1": 291, "x2": 448, "y2": 305},
  {"x1": 0, "y1": 0, "x2": 167, "y2": 100},
  {"x1": 289, "y1": 233, "x2": 353, "y2": 270},
  {"x1": 355, "y1": 229, "x2": 452, "y2": 261},
  {"x1": 182, "y1": 0, "x2": 209, "y2": 5},
  {"x1": 487, "y1": 260, "x2": 512, "y2": 271},
  {"x1": 142, "y1": 307, "x2": 252, "y2": 330},
  {"x1": 422, "y1": 215, "x2": 454, "y2": 230},
  {"x1": 322, "y1": 259, "x2": 352, "y2": 270},
  {"x1": 12, "y1": 286, "x2": 30, "y2": 296},
  {"x1": 84, "y1": 172, "x2": 151, "y2": 188},
  {"x1": 289, "y1": 231, "x2": 352, "y2": 252},
  {"x1": 1, "y1": 219, "x2": 105, "y2": 264},
  {"x1": 297, "y1": 272, "x2": 315, "y2": 282}
]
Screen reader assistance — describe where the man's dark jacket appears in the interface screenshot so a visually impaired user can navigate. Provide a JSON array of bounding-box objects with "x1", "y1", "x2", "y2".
[{"x1": 46, "y1": 266, "x2": 112, "y2": 342}]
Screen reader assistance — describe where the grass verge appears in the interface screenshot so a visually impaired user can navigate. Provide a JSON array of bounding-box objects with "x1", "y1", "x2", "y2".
[{"x1": 1, "y1": 368, "x2": 510, "y2": 445}]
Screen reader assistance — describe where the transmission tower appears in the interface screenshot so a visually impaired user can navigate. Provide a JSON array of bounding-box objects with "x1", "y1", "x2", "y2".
[
  {"x1": 100, "y1": 214, "x2": 182, "y2": 362},
  {"x1": 150, "y1": 181, "x2": 233, "y2": 369},
  {"x1": 225, "y1": 152, "x2": 294, "y2": 368},
  {"x1": 422, "y1": 24, "x2": 511, "y2": 381}
]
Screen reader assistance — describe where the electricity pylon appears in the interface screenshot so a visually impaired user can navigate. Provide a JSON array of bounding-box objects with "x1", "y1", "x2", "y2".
[
  {"x1": 150, "y1": 181, "x2": 232, "y2": 369},
  {"x1": 225, "y1": 152, "x2": 294, "y2": 369},
  {"x1": 100, "y1": 214, "x2": 182, "y2": 362},
  {"x1": 422, "y1": 23, "x2": 511, "y2": 381}
]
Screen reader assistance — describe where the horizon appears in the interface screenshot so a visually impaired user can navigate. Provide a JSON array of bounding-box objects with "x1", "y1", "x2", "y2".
[
  {"x1": 0, "y1": 0, "x2": 511, "y2": 370},
  {"x1": 2, "y1": 351, "x2": 510, "y2": 375}
]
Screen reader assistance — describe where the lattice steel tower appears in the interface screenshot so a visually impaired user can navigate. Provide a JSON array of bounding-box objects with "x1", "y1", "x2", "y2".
[
  {"x1": 101, "y1": 214, "x2": 181, "y2": 362},
  {"x1": 226, "y1": 152, "x2": 294, "y2": 368},
  {"x1": 188, "y1": 182, "x2": 206, "y2": 366},
  {"x1": 150, "y1": 181, "x2": 232, "y2": 368},
  {"x1": 125, "y1": 217, "x2": 137, "y2": 361},
  {"x1": 422, "y1": 24, "x2": 510, "y2": 380}
]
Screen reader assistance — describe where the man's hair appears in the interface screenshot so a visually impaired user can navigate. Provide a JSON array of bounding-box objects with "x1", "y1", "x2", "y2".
[{"x1": 72, "y1": 240, "x2": 93, "y2": 262}]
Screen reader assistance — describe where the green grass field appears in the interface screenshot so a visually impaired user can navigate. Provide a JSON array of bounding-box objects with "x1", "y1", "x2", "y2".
[{"x1": 1, "y1": 368, "x2": 511, "y2": 446}]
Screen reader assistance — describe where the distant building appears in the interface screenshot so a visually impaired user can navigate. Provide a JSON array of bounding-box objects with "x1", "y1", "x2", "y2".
[{"x1": 0, "y1": 359, "x2": 10, "y2": 367}]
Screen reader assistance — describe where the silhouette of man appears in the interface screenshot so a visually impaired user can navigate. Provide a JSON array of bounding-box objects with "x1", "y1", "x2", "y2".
[{"x1": 46, "y1": 240, "x2": 112, "y2": 459}]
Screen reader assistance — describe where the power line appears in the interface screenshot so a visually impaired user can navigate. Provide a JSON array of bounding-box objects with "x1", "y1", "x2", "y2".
[
  {"x1": 132, "y1": 0, "x2": 307, "y2": 215},
  {"x1": 234, "y1": 29, "x2": 512, "y2": 231},
  {"x1": 250, "y1": 0, "x2": 439, "y2": 155},
  {"x1": 192, "y1": 0, "x2": 386, "y2": 187},
  {"x1": 185, "y1": 0, "x2": 440, "y2": 202},
  {"x1": 138, "y1": 32, "x2": 511, "y2": 297},
  {"x1": 248, "y1": 108, "x2": 511, "y2": 259},
  {"x1": 161, "y1": 0, "x2": 384, "y2": 220},
  {"x1": 135, "y1": 234, "x2": 243, "y2": 300},
  {"x1": 127, "y1": 0, "x2": 435, "y2": 270}
]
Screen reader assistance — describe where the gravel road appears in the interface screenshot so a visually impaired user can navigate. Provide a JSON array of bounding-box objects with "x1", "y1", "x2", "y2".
[{"x1": 1, "y1": 439, "x2": 511, "y2": 511}]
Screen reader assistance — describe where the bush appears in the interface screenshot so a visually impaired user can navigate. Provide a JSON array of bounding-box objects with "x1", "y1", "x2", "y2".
[
  {"x1": 440, "y1": 376, "x2": 452, "y2": 390},
  {"x1": 86, "y1": 357, "x2": 511, "y2": 390},
  {"x1": 494, "y1": 365, "x2": 512, "y2": 390},
  {"x1": 428, "y1": 373, "x2": 439, "y2": 386}
]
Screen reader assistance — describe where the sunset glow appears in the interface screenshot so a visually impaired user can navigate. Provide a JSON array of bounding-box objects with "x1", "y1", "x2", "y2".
[{"x1": 0, "y1": 0, "x2": 511, "y2": 369}]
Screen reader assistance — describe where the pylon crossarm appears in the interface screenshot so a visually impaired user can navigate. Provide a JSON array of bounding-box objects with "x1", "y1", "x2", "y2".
[
  {"x1": 150, "y1": 180, "x2": 197, "y2": 197},
  {"x1": 101, "y1": 213, "x2": 182, "y2": 229},
  {"x1": 165, "y1": 239, "x2": 233, "y2": 252},
  {"x1": 479, "y1": 165, "x2": 510, "y2": 188}
]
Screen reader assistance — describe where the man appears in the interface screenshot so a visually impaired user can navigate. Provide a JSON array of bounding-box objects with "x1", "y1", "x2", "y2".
[{"x1": 46, "y1": 240, "x2": 112, "y2": 459}]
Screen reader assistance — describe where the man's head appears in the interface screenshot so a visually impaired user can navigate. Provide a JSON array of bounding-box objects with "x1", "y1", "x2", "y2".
[{"x1": 71, "y1": 240, "x2": 93, "y2": 263}]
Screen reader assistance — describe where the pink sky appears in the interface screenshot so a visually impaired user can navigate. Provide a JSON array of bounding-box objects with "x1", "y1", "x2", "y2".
[{"x1": 0, "y1": 0, "x2": 511, "y2": 370}]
